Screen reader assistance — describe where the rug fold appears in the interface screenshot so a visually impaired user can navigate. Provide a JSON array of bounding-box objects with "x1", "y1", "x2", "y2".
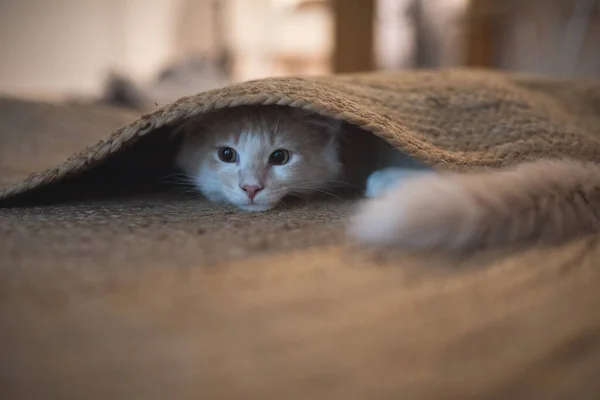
[{"x1": 2, "y1": 68, "x2": 600, "y2": 206}]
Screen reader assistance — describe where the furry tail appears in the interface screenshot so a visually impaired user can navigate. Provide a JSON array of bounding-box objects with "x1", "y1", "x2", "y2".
[{"x1": 348, "y1": 159, "x2": 600, "y2": 250}]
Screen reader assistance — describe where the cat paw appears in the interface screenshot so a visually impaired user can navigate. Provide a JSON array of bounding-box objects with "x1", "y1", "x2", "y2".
[
  {"x1": 365, "y1": 168, "x2": 430, "y2": 197},
  {"x1": 349, "y1": 171, "x2": 479, "y2": 250}
]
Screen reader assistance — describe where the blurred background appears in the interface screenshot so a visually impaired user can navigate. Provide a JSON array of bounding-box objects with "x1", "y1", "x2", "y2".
[{"x1": 0, "y1": 0, "x2": 599, "y2": 109}]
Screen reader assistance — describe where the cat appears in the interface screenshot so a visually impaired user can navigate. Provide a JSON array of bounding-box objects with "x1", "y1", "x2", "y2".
[
  {"x1": 176, "y1": 105, "x2": 345, "y2": 212},
  {"x1": 174, "y1": 105, "x2": 432, "y2": 212},
  {"x1": 176, "y1": 105, "x2": 599, "y2": 251},
  {"x1": 348, "y1": 158, "x2": 600, "y2": 250}
]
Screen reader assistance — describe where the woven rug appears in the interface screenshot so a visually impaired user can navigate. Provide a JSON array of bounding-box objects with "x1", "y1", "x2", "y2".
[{"x1": 2, "y1": 68, "x2": 600, "y2": 399}]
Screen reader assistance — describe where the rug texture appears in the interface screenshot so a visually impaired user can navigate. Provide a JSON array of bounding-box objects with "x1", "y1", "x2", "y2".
[{"x1": 2, "y1": 68, "x2": 600, "y2": 399}]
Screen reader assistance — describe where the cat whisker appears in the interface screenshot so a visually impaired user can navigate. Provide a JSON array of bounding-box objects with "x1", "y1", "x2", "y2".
[
  {"x1": 160, "y1": 177, "x2": 195, "y2": 185},
  {"x1": 277, "y1": 198, "x2": 289, "y2": 207},
  {"x1": 288, "y1": 180, "x2": 362, "y2": 190},
  {"x1": 279, "y1": 186, "x2": 347, "y2": 201},
  {"x1": 161, "y1": 172, "x2": 196, "y2": 180}
]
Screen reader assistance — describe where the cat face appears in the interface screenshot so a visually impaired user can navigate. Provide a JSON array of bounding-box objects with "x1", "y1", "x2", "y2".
[{"x1": 176, "y1": 106, "x2": 343, "y2": 212}]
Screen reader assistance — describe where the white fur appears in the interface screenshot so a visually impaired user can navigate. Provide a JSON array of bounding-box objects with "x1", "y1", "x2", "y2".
[
  {"x1": 177, "y1": 109, "x2": 600, "y2": 250},
  {"x1": 349, "y1": 172, "x2": 479, "y2": 248},
  {"x1": 175, "y1": 107, "x2": 343, "y2": 212},
  {"x1": 176, "y1": 107, "x2": 438, "y2": 219},
  {"x1": 349, "y1": 159, "x2": 600, "y2": 250},
  {"x1": 365, "y1": 167, "x2": 432, "y2": 197}
]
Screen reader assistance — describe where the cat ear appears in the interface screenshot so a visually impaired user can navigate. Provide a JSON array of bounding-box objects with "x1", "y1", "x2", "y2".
[
  {"x1": 170, "y1": 116, "x2": 206, "y2": 144},
  {"x1": 295, "y1": 109, "x2": 343, "y2": 141}
]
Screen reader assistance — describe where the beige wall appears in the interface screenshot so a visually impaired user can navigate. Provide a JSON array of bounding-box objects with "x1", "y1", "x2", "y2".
[
  {"x1": 0, "y1": 0, "x2": 116, "y2": 99},
  {"x1": 0, "y1": 0, "x2": 210, "y2": 100},
  {"x1": 0, "y1": 0, "x2": 333, "y2": 100},
  {"x1": 497, "y1": 0, "x2": 600, "y2": 77}
]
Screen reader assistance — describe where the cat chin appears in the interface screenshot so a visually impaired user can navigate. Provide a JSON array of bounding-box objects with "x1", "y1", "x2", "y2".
[{"x1": 235, "y1": 203, "x2": 274, "y2": 213}]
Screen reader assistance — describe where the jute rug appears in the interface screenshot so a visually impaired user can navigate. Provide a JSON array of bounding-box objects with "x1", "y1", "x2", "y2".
[{"x1": 2, "y1": 68, "x2": 600, "y2": 399}]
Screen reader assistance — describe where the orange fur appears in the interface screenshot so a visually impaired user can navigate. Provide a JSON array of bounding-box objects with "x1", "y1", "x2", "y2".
[
  {"x1": 349, "y1": 159, "x2": 600, "y2": 250},
  {"x1": 175, "y1": 106, "x2": 343, "y2": 211}
]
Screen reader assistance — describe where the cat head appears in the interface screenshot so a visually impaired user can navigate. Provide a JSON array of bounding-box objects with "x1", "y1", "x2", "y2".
[{"x1": 175, "y1": 106, "x2": 343, "y2": 212}]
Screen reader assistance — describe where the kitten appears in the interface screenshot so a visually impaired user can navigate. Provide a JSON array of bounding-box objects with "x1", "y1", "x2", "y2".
[
  {"x1": 175, "y1": 106, "x2": 345, "y2": 212},
  {"x1": 348, "y1": 159, "x2": 600, "y2": 250},
  {"x1": 175, "y1": 105, "x2": 432, "y2": 212},
  {"x1": 176, "y1": 106, "x2": 599, "y2": 250}
]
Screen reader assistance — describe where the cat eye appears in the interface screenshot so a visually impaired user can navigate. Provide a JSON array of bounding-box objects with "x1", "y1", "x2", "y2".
[
  {"x1": 217, "y1": 147, "x2": 237, "y2": 163},
  {"x1": 269, "y1": 149, "x2": 290, "y2": 165}
]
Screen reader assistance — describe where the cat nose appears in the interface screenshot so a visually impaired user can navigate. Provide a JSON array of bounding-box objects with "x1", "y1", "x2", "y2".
[{"x1": 241, "y1": 184, "x2": 264, "y2": 200}]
